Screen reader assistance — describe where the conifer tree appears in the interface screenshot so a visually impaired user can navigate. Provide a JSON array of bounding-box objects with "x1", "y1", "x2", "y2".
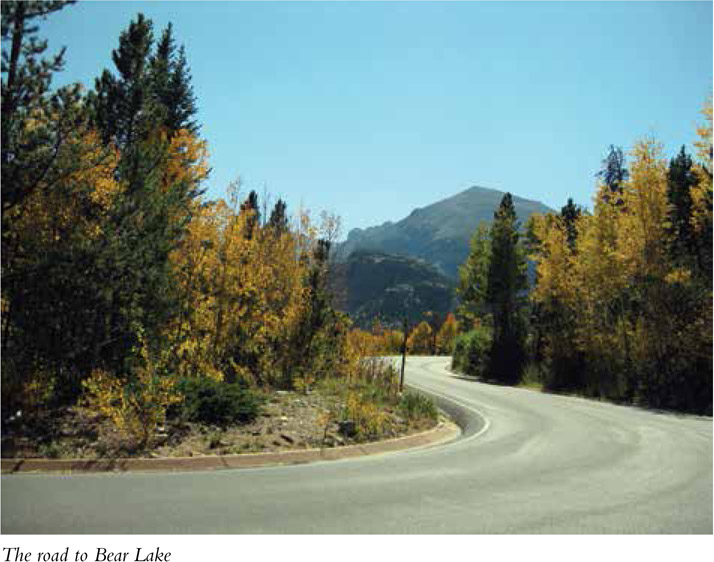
[
  {"x1": 96, "y1": 13, "x2": 155, "y2": 149},
  {"x1": 486, "y1": 193, "x2": 527, "y2": 384},
  {"x1": 268, "y1": 199, "x2": 289, "y2": 234},
  {"x1": 456, "y1": 223, "x2": 491, "y2": 329},
  {"x1": 165, "y1": 45, "x2": 198, "y2": 134},
  {"x1": 241, "y1": 190, "x2": 261, "y2": 239},
  {"x1": 560, "y1": 198, "x2": 581, "y2": 250},
  {"x1": 149, "y1": 22, "x2": 174, "y2": 126},
  {"x1": 666, "y1": 146, "x2": 697, "y2": 264},
  {"x1": 1, "y1": 0, "x2": 77, "y2": 217},
  {"x1": 597, "y1": 144, "x2": 629, "y2": 196}
]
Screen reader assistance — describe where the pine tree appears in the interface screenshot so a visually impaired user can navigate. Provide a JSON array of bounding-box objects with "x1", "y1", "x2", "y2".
[
  {"x1": 165, "y1": 45, "x2": 198, "y2": 134},
  {"x1": 83, "y1": 14, "x2": 203, "y2": 376},
  {"x1": 666, "y1": 146, "x2": 697, "y2": 263},
  {"x1": 1, "y1": 0, "x2": 77, "y2": 217},
  {"x1": 93, "y1": 13, "x2": 155, "y2": 149},
  {"x1": 597, "y1": 145, "x2": 629, "y2": 197},
  {"x1": 456, "y1": 222, "x2": 491, "y2": 329},
  {"x1": 240, "y1": 190, "x2": 261, "y2": 239},
  {"x1": 560, "y1": 198, "x2": 581, "y2": 250},
  {"x1": 486, "y1": 193, "x2": 527, "y2": 384},
  {"x1": 268, "y1": 198, "x2": 289, "y2": 234},
  {"x1": 149, "y1": 22, "x2": 174, "y2": 128},
  {"x1": 147, "y1": 25, "x2": 198, "y2": 135}
]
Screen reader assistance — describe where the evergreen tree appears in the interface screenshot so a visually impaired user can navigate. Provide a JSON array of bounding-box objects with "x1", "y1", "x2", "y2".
[
  {"x1": 82, "y1": 14, "x2": 202, "y2": 377},
  {"x1": 148, "y1": 22, "x2": 174, "y2": 127},
  {"x1": 93, "y1": 13, "x2": 155, "y2": 149},
  {"x1": 486, "y1": 193, "x2": 527, "y2": 384},
  {"x1": 165, "y1": 45, "x2": 198, "y2": 134},
  {"x1": 560, "y1": 198, "x2": 582, "y2": 250},
  {"x1": 1, "y1": 0, "x2": 77, "y2": 217},
  {"x1": 241, "y1": 190, "x2": 260, "y2": 239},
  {"x1": 666, "y1": 146, "x2": 697, "y2": 263},
  {"x1": 597, "y1": 145, "x2": 629, "y2": 198},
  {"x1": 268, "y1": 198, "x2": 289, "y2": 234},
  {"x1": 455, "y1": 223, "x2": 491, "y2": 329}
]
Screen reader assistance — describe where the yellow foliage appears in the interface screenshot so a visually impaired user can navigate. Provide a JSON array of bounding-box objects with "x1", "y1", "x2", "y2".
[
  {"x1": 691, "y1": 99, "x2": 712, "y2": 239},
  {"x1": 169, "y1": 188, "x2": 335, "y2": 388},
  {"x1": 436, "y1": 313, "x2": 458, "y2": 355},
  {"x1": 81, "y1": 335, "x2": 181, "y2": 449},
  {"x1": 347, "y1": 329, "x2": 378, "y2": 358},
  {"x1": 13, "y1": 127, "x2": 121, "y2": 243},
  {"x1": 344, "y1": 390, "x2": 388, "y2": 440},
  {"x1": 617, "y1": 138, "x2": 670, "y2": 278},
  {"x1": 162, "y1": 129, "x2": 210, "y2": 192},
  {"x1": 407, "y1": 321, "x2": 433, "y2": 355}
]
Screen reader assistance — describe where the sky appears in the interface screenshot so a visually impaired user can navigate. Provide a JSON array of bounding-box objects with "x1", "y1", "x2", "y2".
[{"x1": 40, "y1": 0, "x2": 713, "y2": 237}]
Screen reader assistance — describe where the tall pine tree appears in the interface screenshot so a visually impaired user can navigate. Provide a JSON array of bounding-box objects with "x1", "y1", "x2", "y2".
[
  {"x1": 486, "y1": 193, "x2": 527, "y2": 384},
  {"x1": 666, "y1": 146, "x2": 697, "y2": 264}
]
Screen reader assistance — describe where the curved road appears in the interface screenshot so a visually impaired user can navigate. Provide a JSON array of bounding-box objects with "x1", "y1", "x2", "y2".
[{"x1": 2, "y1": 357, "x2": 712, "y2": 533}]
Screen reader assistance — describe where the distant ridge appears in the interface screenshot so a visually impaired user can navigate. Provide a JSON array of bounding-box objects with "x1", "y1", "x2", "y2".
[
  {"x1": 341, "y1": 185, "x2": 552, "y2": 278},
  {"x1": 339, "y1": 250, "x2": 456, "y2": 329}
]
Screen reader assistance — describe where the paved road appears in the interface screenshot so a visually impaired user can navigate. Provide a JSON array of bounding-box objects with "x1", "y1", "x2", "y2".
[{"x1": 2, "y1": 357, "x2": 712, "y2": 533}]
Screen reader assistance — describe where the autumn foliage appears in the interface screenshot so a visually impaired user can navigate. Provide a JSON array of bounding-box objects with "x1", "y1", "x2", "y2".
[{"x1": 0, "y1": 6, "x2": 363, "y2": 450}]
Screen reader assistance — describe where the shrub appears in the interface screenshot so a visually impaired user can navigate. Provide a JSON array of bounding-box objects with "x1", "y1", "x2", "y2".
[
  {"x1": 520, "y1": 362, "x2": 544, "y2": 389},
  {"x1": 172, "y1": 377, "x2": 263, "y2": 427},
  {"x1": 451, "y1": 325, "x2": 492, "y2": 377},
  {"x1": 82, "y1": 367, "x2": 181, "y2": 451},
  {"x1": 341, "y1": 390, "x2": 388, "y2": 440},
  {"x1": 398, "y1": 391, "x2": 438, "y2": 423}
]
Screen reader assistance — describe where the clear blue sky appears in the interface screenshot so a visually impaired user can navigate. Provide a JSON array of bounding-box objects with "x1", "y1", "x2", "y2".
[{"x1": 42, "y1": 1, "x2": 712, "y2": 237}]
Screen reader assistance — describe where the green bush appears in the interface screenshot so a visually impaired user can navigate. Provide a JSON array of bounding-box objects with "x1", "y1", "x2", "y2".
[
  {"x1": 171, "y1": 378, "x2": 263, "y2": 427},
  {"x1": 451, "y1": 325, "x2": 492, "y2": 377},
  {"x1": 398, "y1": 391, "x2": 438, "y2": 423}
]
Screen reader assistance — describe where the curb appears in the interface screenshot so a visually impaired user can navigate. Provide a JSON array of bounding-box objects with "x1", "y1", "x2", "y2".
[{"x1": 1, "y1": 419, "x2": 460, "y2": 475}]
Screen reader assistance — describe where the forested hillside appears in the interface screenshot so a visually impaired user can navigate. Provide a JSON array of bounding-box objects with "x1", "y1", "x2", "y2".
[{"x1": 339, "y1": 251, "x2": 456, "y2": 329}]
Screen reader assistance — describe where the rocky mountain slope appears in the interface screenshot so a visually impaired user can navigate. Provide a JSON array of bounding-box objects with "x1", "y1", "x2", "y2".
[
  {"x1": 341, "y1": 186, "x2": 551, "y2": 278},
  {"x1": 337, "y1": 251, "x2": 456, "y2": 329}
]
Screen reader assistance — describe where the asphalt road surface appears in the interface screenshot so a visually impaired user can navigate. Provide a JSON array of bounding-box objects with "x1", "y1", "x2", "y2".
[{"x1": 2, "y1": 357, "x2": 712, "y2": 533}]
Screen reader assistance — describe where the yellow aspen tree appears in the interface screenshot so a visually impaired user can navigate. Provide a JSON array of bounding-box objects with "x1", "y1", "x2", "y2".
[
  {"x1": 436, "y1": 313, "x2": 458, "y2": 355},
  {"x1": 407, "y1": 321, "x2": 433, "y2": 355}
]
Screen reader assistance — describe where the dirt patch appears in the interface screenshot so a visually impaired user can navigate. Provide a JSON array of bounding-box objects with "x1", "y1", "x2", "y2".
[{"x1": 1, "y1": 389, "x2": 437, "y2": 460}]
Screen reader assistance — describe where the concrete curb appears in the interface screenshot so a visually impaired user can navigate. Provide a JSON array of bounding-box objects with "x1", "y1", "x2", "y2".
[{"x1": 1, "y1": 419, "x2": 460, "y2": 475}]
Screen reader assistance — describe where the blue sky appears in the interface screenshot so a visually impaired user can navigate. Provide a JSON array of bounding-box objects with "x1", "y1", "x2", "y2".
[{"x1": 42, "y1": 1, "x2": 712, "y2": 236}]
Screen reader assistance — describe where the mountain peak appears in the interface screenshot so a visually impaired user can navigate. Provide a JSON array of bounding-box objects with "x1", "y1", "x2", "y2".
[{"x1": 341, "y1": 185, "x2": 551, "y2": 277}]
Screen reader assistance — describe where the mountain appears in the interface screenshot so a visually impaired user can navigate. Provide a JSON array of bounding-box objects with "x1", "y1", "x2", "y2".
[
  {"x1": 341, "y1": 186, "x2": 552, "y2": 278},
  {"x1": 338, "y1": 250, "x2": 456, "y2": 329}
]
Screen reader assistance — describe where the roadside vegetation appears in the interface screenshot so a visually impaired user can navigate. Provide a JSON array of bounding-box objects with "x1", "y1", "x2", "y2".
[
  {"x1": 452, "y1": 105, "x2": 712, "y2": 415},
  {"x1": 1, "y1": 3, "x2": 438, "y2": 459},
  {"x1": 348, "y1": 313, "x2": 459, "y2": 358}
]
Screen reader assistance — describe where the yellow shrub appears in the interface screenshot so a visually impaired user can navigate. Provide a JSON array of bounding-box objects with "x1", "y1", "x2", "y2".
[
  {"x1": 344, "y1": 391, "x2": 388, "y2": 440},
  {"x1": 82, "y1": 344, "x2": 181, "y2": 450}
]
